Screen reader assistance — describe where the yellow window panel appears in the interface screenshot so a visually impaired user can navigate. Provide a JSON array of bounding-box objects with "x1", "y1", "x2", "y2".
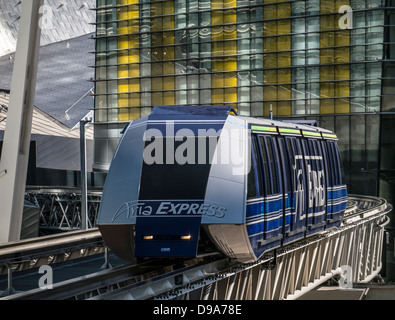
[
  {"x1": 164, "y1": 62, "x2": 174, "y2": 75},
  {"x1": 277, "y1": 21, "x2": 291, "y2": 35},
  {"x1": 118, "y1": 51, "x2": 129, "y2": 65},
  {"x1": 129, "y1": 79, "x2": 140, "y2": 92},
  {"x1": 320, "y1": 33, "x2": 335, "y2": 50},
  {"x1": 212, "y1": 89, "x2": 224, "y2": 103},
  {"x1": 163, "y1": 92, "x2": 175, "y2": 105},
  {"x1": 263, "y1": 21, "x2": 277, "y2": 36},
  {"x1": 118, "y1": 65, "x2": 129, "y2": 78},
  {"x1": 224, "y1": 0, "x2": 236, "y2": 8},
  {"x1": 335, "y1": 65, "x2": 350, "y2": 80},
  {"x1": 264, "y1": 70, "x2": 277, "y2": 84},
  {"x1": 336, "y1": 30, "x2": 350, "y2": 47},
  {"x1": 211, "y1": 0, "x2": 223, "y2": 10},
  {"x1": 118, "y1": 94, "x2": 130, "y2": 108},
  {"x1": 224, "y1": 8, "x2": 236, "y2": 24},
  {"x1": 264, "y1": 53, "x2": 277, "y2": 68},
  {"x1": 320, "y1": 82, "x2": 335, "y2": 97},
  {"x1": 129, "y1": 63, "x2": 140, "y2": 76},
  {"x1": 277, "y1": 101, "x2": 291, "y2": 116},
  {"x1": 320, "y1": 66, "x2": 335, "y2": 81},
  {"x1": 320, "y1": 0, "x2": 335, "y2": 14},
  {"x1": 211, "y1": 10, "x2": 224, "y2": 26},
  {"x1": 129, "y1": 107, "x2": 141, "y2": 121},
  {"x1": 277, "y1": 3, "x2": 291, "y2": 18},
  {"x1": 152, "y1": 93, "x2": 163, "y2": 106},
  {"x1": 335, "y1": 47, "x2": 350, "y2": 64},
  {"x1": 152, "y1": 78, "x2": 164, "y2": 91},
  {"x1": 118, "y1": 36, "x2": 129, "y2": 49},
  {"x1": 264, "y1": 86, "x2": 277, "y2": 100},
  {"x1": 212, "y1": 58, "x2": 224, "y2": 72},
  {"x1": 278, "y1": 36, "x2": 291, "y2": 51},
  {"x1": 212, "y1": 40, "x2": 224, "y2": 57},
  {"x1": 118, "y1": 79, "x2": 129, "y2": 92},
  {"x1": 335, "y1": 98, "x2": 350, "y2": 114},
  {"x1": 164, "y1": 47, "x2": 175, "y2": 60},
  {"x1": 164, "y1": 77, "x2": 175, "y2": 90},
  {"x1": 224, "y1": 56, "x2": 237, "y2": 70},
  {"x1": 119, "y1": 109, "x2": 130, "y2": 122},
  {"x1": 212, "y1": 73, "x2": 224, "y2": 88},
  {"x1": 278, "y1": 85, "x2": 291, "y2": 100},
  {"x1": 336, "y1": 0, "x2": 350, "y2": 9},
  {"x1": 211, "y1": 26, "x2": 224, "y2": 42},
  {"x1": 224, "y1": 25, "x2": 237, "y2": 41},
  {"x1": 224, "y1": 72, "x2": 237, "y2": 87},
  {"x1": 163, "y1": 16, "x2": 174, "y2": 30},
  {"x1": 320, "y1": 99, "x2": 335, "y2": 114},
  {"x1": 224, "y1": 41, "x2": 237, "y2": 56},
  {"x1": 264, "y1": 37, "x2": 277, "y2": 53},
  {"x1": 224, "y1": 88, "x2": 237, "y2": 103},
  {"x1": 129, "y1": 93, "x2": 140, "y2": 107},
  {"x1": 278, "y1": 68, "x2": 291, "y2": 84},
  {"x1": 118, "y1": 5, "x2": 128, "y2": 20},
  {"x1": 278, "y1": 52, "x2": 291, "y2": 67},
  {"x1": 336, "y1": 81, "x2": 350, "y2": 97},
  {"x1": 263, "y1": 5, "x2": 276, "y2": 20},
  {"x1": 152, "y1": 62, "x2": 163, "y2": 76}
]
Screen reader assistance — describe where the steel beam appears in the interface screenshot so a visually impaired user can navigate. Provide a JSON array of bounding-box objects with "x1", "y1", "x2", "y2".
[{"x1": 0, "y1": 0, "x2": 43, "y2": 243}]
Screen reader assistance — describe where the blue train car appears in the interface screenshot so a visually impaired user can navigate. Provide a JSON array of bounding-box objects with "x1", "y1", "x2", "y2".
[{"x1": 97, "y1": 106, "x2": 347, "y2": 263}]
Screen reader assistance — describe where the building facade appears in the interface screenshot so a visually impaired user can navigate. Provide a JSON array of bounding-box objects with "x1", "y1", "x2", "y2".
[{"x1": 93, "y1": 0, "x2": 395, "y2": 203}]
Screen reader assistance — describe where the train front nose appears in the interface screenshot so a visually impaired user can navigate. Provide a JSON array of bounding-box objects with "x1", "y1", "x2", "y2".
[{"x1": 134, "y1": 216, "x2": 201, "y2": 257}]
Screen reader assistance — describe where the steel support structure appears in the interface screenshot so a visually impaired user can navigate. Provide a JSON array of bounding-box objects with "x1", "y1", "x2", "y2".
[
  {"x1": 172, "y1": 210, "x2": 390, "y2": 300},
  {"x1": 25, "y1": 189, "x2": 102, "y2": 231},
  {"x1": 95, "y1": 201, "x2": 390, "y2": 301},
  {"x1": 0, "y1": 0, "x2": 43, "y2": 243}
]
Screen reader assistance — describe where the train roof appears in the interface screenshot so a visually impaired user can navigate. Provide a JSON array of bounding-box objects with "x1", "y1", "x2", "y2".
[{"x1": 147, "y1": 106, "x2": 338, "y2": 140}]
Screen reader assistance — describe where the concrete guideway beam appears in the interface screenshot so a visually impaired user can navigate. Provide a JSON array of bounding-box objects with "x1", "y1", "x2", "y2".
[{"x1": 0, "y1": 0, "x2": 43, "y2": 244}]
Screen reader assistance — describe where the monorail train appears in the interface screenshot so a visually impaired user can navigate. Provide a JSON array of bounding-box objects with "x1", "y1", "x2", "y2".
[{"x1": 97, "y1": 105, "x2": 347, "y2": 263}]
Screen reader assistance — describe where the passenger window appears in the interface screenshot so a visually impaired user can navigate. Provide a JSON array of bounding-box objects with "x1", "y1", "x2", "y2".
[
  {"x1": 278, "y1": 137, "x2": 291, "y2": 194},
  {"x1": 258, "y1": 136, "x2": 271, "y2": 195},
  {"x1": 265, "y1": 136, "x2": 279, "y2": 195},
  {"x1": 247, "y1": 136, "x2": 260, "y2": 199}
]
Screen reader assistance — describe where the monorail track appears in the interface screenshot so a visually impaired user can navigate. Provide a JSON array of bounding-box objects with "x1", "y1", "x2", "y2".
[{"x1": 0, "y1": 195, "x2": 391, "y2": 300}]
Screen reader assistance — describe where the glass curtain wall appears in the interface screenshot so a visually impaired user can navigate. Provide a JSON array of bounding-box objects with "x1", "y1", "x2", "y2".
[
  {"x1": 94, "y1": 0, "x2": 388, "y2": 192},
  {"x1": 94, "y1": 0, "x2": 385, "y2": 119}
]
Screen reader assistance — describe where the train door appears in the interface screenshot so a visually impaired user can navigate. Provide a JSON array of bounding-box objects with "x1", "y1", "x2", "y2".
[
  {"x1": 284, "y1": 137, "x2": 307, "y2": 242},
  {"x1": 321, "y1": 140, "x2": 334, "y2": 224},
  {"x1": 302, "y1": 139, "x2": 327, "y2": 235},
  {"x1": 324, "y1": 140, "x2": 347, "y2": 228},
  {"x1": 256, "y1": 135, "x2": 283, "y2": 244},
  {"x1": 276, "y1": 137, "x2": 292, "y2": 238}
]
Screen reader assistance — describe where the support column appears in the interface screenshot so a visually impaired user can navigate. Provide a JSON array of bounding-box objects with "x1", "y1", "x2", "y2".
[{"x1": 0, "y1": 0, "x2": 43, "y2": 243}]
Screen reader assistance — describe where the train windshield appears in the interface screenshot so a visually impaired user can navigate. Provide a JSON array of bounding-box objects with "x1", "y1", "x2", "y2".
[{"x1": 139, "y1": 136, "x2": 218, "y2": 200}]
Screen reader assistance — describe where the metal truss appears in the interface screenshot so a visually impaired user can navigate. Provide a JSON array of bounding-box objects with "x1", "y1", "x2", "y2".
[
  {"x1": 25, "y1": 188, "x2": 102, "y2": 231},
  {"x1": 148, "y1": 203, "x2": 390, "y2": 300}
]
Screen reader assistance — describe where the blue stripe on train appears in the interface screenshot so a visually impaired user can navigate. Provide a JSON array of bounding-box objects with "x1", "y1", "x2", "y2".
[{"x1": 247, "y1": 186, "x2": 347, "y2": 260}]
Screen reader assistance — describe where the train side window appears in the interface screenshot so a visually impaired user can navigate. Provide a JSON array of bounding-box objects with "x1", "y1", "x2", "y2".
[
  {"x1": 247, "y1": 135, "x2": 261, "y2": 199},
  {"x1": 330, "y1": 142, "x2": 343, "y2": 185},
  {"x1": 277, "y1": 137, "x2": 291, "y2": 194},
  {"x1": 323, "y1": 141, "x2": 334, "y2": 188},
  {"x1": 265, "y1": 136, "x2": 279, "y2": 195},
  {"x1": 285, "y1": 138, "x2": 296, "y2": 192},
  {"x1": 258, "y1": 136, "x2": 271, "y2": 195},
  {"x1": 326, "y1": 140, "x2": 340, "y2": 186}
]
